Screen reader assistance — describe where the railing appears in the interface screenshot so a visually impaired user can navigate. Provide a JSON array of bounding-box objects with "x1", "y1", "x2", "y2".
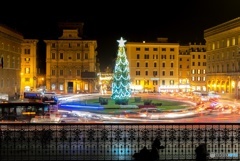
[{"x1": 1, "y1": 122, "x2": 240, "y2": 161}]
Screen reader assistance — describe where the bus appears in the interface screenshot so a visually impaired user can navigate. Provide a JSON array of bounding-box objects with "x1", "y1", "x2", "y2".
[
  {"x1": 23, "y1": 91, "x2": 44, "y2": 101},
  {"x1": 42, "y1": 92, "x2": 58, "y2": 105},
  {"x1": 0, "y1": 102, "x2": 50, "y2": 122},
  {"x1": 23, "y1": 91, "x2": 58, "y2": 105}
]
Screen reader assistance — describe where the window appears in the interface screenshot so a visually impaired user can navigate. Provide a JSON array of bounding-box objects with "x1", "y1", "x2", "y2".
[
  {"x1": 137, "y1": 62, "x2": 140, "y2": 67},
  {"x1": 77, "y1": 70, "x2": 81, "y2": 76},
  {"x1": 77, "y1": 53, "x2": 81, "y2": 59},
  {"x1": 136, "y1": 80, "x2": 140, "y2": 85},
  {"x1": 59, "y1": 70, "x2": 63, "y2": 76},
  {"x1": 171, "y1": 63, "x2": 173, "y2": 67},
  {"x1": 170, "y1": 48, "x2": 174, "y2": 51},
  {"x1": 145, "y1": 62, "x2": 148, "y2": 67},
  {"x1": 52, "y1": 53, "x2": 55, "y2": 59},
  {"x1": 51, "y1": 43, "x2": 56, "y2": 48},
  {"x1": 162, "y1": 48, "x2": 166, "y2": 51},
  {"x1": 137, "y1": 54, "x2": 140, "y2": 59},
  {"x1": 153, "y1": 48, "x2": 157, "y2": 51},
  {"x1": 198, "y1": 69, "x2": 201, "y2": 74},
  {"x1": 144, "y1": 48, "x2": 149, "y2": 51},
  {"x1": 145, "y1": 71, "x2": 148, "y2": 76},
  {"x1": 170, "y1": 71, "x2": 173, "y2": 76},
  {"x1": 25, "y1": 58, "x2": 30, "y2": 62},
  {"x1": 192, "y1": 62, "x2": 195, "y2": 66},
  {"x1": 12, "y1": 57, "x2": 15, "y2": 68},
  {"x1": 153, "y1": 71, "x2": 157, "y2": 76},
  {"x1": 25, "y1": 68, "x2": 30, "y2": 74},
  {"x1": 136, "y1": 71, "x2": 140, "y2": 75},
  {"x1": 162, "y1": 63, "x2": 165, "y2": 67},
  {"x1": 162, "y1": 71, "x2": 165, "y2": 76},
  {"x1": 179, "y1": 58, "x2": 182, "y2": 61},
  {"x1": 84, "y1": 53, "x2": 88, "y2": 59},
  {"x1": 60, "y1": 53, "x2": 63, "y2": 59},
  {"x1": 24, "y1": 49, "x2": 30, "y2": 54},
  {"x1": 153, "y1": 80, "x2": 158, "y2": 85},
  {"x1": 144, "y1": 54, "x2": 149, "y2": 59},
  {"x1": 192, "y1": 70, "x2": 195, "y2": 74},
  {"x1": 170, "y1": 80, "x2": 174, "y2": 85},
  {"x1": 59, "y1": 84, "x2": 64, "y2": 91},
  {"x1": 136, "y1": 47, "x2": 140, "y2": 51},
  {"x1": 162, "y1": 80, "x2": 165, "y2": 85},
  {"x1": 161, "y1": 55, "x2": 166, "y2": 59},
  {"x1": 52, "y1": 70, "x2": 55, "y2": 76},
  {"x1": 180, "y1": 65, "x2": 182, "y2": 68},
  {"x1": 198, "y1": 55, "x2": 200, "y2": 59},
  {"x1": 192, "y1": 55, "x2": 195, "y2": 59},
  {"x1": 227, "y1": 38, "x2": 230, "y2": 47},
  {"x1": 154, "y1": 62, "x2": 157, "y2": 67}
]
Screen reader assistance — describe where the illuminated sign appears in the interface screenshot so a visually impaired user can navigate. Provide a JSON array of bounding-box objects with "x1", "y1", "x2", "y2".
[{"x1": 22, "y1": 112, "x2": 36, "y2": 115}]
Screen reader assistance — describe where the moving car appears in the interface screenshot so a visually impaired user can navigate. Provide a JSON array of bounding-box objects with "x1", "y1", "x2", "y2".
[
  {"x1": 117, "y1": 110, "x2": 140, "y2": 118},
  {"x1": 138, "y1": 108, "x2": 164, "y2": 120}
]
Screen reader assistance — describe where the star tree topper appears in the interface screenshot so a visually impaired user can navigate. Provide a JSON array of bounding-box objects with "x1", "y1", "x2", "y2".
[{"x1": 117, "y1": 37, "x2": 127, "y2": 47}]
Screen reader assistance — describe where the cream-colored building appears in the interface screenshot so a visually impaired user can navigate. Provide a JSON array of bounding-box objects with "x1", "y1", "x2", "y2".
[
  {"x1": 188, "y1": 43, "x2": 207, "y2": 92},
  {"x1": 20, "y1": 39, "x2": 38, "y2": 94},
  {"x1": 44, "y1": 22, "x2": 98, "y2": 94},
  {"x1": 204, "y1": 17, "x2": 240, "y2": 98},
  {"x1": 126, "y1": 38, "x2": 179, "y2": 93},
  {"x1": 126, "y1": 38, "x2": 207, "y2": 93},
  {"x1": 0, "y1": 25, "x2": 23, "y2": 100}
]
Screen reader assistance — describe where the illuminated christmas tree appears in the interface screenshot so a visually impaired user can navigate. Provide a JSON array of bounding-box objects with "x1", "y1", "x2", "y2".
[{"x1": 111, "y1": 37, "x2": 131, "y2": 104}]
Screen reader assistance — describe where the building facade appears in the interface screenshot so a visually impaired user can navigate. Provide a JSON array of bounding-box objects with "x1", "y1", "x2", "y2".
[
  {"x1": 126, "y1": 38, "x2": 180, "y2": 93},
  {"x1": 189, "y1": 43, "x2": 207, "y2": 92},
  {"x1": 0, "y1": 25, "x2": 23, "y2": 100},
  {"x1": 126, "y1": 38, "x2": 207, "y2": 93},
  {"x1": 44, "y1": 22, "x2": 98, "y2": 94},
  {"x1": 20, "y1": 39, "x2": 38, "y2": 94},
  {"x1": 204, "y1": 17, "x2": 240, "y2": 98}
]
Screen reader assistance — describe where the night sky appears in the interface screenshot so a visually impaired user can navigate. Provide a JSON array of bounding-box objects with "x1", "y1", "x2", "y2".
[{"x1": 0, "y1": 1, "x2": 239, "y2": 72}]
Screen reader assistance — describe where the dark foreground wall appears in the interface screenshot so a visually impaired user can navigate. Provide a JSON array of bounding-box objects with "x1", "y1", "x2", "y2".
[{"x1": 0, "y1": 122, "x2": 240, "y2": 160}]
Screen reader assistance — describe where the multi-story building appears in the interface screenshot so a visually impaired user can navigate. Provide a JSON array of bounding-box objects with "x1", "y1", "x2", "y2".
[
  {"x1": 44, "y1": 22, "x2": 98, "y2": 94},
  {"x1": 126, "y1": 38, "x2": 207, "y2": 93},
  {"x1": 189, "y1": 43, "x2": 207, "y2": 91},
  {"x1": 178, "y1": 45, "x2": 191, "y2": 92},
  {"x1": 204, "y1": 17, "x2": 240, "y2": 98},
  {"x1": 126, "y1": 38, "x2": 179, "y2": 93},
  {"x1": 21, "y1": 39, "x2": 38, "y2": 94},
  {"x1": 0, "y1": 25, "x2": 23, "y2": 100}
]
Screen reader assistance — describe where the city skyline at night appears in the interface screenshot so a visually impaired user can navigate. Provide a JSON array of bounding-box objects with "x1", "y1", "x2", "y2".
[{"x1": 0, "y1": 1, "x2": 239, "y2": 71}]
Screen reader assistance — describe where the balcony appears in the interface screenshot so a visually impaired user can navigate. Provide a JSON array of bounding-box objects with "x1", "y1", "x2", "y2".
[{"x1": 0, "y1": 122, "x2": 239, "y2": 160}]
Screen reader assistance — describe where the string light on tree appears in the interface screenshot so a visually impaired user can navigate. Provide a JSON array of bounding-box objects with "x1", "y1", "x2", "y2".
[{"x1": 111, "y1": 37, "x2": 131, "y2": 104}]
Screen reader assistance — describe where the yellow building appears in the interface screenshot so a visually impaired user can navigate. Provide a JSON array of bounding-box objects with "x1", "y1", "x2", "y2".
[
  {"x1": 188, "y1": 43, "x2": 207, "y2": 92},
  {"x1": 204, "y1": 17, "x2": 240, "y2": 98},
  {"x1": 44, "y1": 22, "x2": 98, "y2": 94},
  {"x1": 126, "y1": 38, "x2": 179, "y2": 93},
  {"x1": 0, "y1": 25, "x2": 23, "y2": 100},
  {"x1": 126, "y1": 38, "x2": 207, "y2": 93},
  {"x1": 179, "y1": 45, "x2": 191, "y2": 92},
  {"x1": 20, "y1": 39, "x2": 38, "y2": 94}
]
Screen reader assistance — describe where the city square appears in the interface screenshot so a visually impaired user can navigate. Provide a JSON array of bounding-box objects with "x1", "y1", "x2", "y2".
[{"x1": 0, "y1": 2, "x2": 240, "y2": 160}]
